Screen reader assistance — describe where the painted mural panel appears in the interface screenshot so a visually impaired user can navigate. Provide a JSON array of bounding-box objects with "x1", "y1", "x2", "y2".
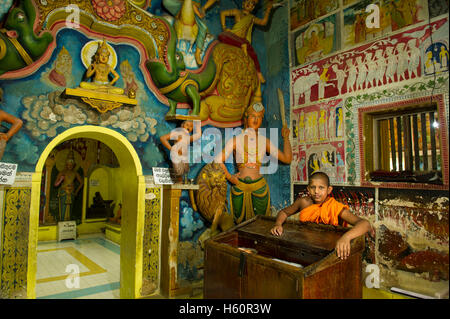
[
  {"x1": 291, "y1": 13, "x2": 340, "y2": 67},
  {"x1": 343, "y1": 0, "x2": 429, "y2": 49},
  {"x1": 377, "y1": 188, "x2": 449, "y2": 288},
  {"x1": 423, "y1": 40, "x2": 449, "y2": 75},
  {"x1": 289, "y1": 0, "x2": 339, "y2": 31},
  {"x1": 291, "y1": 18, "x2": 448, "y2": 106},
  {"x1": 291, "y1": 100, "x2": 345, "y2": 184}
]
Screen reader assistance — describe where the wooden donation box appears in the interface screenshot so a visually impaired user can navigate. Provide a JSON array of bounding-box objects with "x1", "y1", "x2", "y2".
[{"x1": 204, "y1": 216, "x2": 364, "y2": 299}]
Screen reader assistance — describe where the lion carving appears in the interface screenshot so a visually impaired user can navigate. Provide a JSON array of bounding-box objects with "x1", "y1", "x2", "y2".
[{"x1": 189, "y1": 163, "x2": 234, "y2": 244}]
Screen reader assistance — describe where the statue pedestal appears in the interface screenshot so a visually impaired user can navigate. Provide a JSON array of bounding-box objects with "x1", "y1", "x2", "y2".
[
  {"x1": 105, "y1": 222, "x2": 121, "y2": 245},
  {"x1": 160, "y1": 183, "x2": 199, "y2": 298},
  {"x1": 63, "y1": 88, "x2": 137, "y2": 113}
]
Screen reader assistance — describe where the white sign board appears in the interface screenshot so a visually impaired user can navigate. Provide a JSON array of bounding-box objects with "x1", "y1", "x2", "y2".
[
  {"x1": 0, "y1": 162, "x2": 18, "y2": 185},
  {"x1": 58, "y1": 221, "x2": 77, "y2": 241},
  {"x1": 90, "y1": 179, "x2": 100, "y2": 186},
  {"x1": 152, "y1": 167, "x2": 174, "y2": 185}
]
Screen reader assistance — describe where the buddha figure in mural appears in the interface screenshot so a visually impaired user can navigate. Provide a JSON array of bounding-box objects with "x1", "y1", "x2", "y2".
[
  {"x1": 54, "y1": 150, "x2": 84, "y2": 221},
  {"x1": 80, "y1": 39, "x2": 124, "y2": 95}
]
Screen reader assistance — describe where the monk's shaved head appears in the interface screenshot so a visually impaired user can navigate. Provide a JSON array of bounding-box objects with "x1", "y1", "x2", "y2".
[{"x1": 308, "y1": 171, "x2": 330, "y2": 186}]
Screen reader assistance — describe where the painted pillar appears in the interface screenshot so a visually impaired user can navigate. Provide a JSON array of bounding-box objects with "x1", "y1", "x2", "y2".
[{"x1": 160, "y1": 186, "x2": 182, "y2": 298}]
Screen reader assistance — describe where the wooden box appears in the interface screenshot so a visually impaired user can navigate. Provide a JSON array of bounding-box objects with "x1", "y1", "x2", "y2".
[{"x1": 204, "y1": 215, "x2": 364, "y2": 299}]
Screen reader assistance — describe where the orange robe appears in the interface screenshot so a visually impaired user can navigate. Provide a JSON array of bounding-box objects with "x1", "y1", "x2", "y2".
[{"x1": 299, "y1": 197, "x2": 348, "y2": 227}]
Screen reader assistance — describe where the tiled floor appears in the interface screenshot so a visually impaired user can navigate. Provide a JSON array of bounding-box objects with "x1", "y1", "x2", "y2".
[{"x1": 36, "y1": 233, "x2": 120, "y2": 299}]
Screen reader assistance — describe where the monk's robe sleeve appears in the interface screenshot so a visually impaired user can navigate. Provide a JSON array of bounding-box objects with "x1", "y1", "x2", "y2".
[{"x1": 299, "y1": 197, "x2": 349, "y2": 226}]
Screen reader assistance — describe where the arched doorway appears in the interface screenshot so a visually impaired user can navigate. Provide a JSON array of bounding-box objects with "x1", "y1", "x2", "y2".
[{"x1": 28, "y1": 126, "x2": 146, "y2": 299}]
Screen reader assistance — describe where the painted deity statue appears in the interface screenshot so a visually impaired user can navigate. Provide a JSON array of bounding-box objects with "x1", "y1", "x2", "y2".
[
  {"x1": 215, "y1": 102, "x2": 292, "y2": 224},
  {"x1": 54, "y1": 150, "x2": 84, "y2": 221},
  {"x1": 80, "y1": 39, "x2": 124, "y2": 95},
  {"x1": 219, "y1": 0, "x2": 278, "y2": 83},
  {"x1": 160, "y1": 120, "x2": 202, "y2": 183},
  {"x1": 164, "y1": 0, "x2": 218, "y2": 65}
]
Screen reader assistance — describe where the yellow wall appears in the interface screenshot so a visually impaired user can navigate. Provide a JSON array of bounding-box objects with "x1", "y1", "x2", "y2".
[{"x1": 88, "y1": 166, "x2": 111, "y2": 207}]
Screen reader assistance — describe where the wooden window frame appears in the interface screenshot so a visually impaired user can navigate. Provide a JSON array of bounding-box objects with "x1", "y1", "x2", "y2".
[{"x1": 358, "y1": 95, "x2": 449, "y2": 190}]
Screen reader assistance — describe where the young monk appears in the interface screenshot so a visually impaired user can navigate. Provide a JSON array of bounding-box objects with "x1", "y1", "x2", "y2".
[{"x1": 270, "y1": 171, "x2": 374, "y2": 260}]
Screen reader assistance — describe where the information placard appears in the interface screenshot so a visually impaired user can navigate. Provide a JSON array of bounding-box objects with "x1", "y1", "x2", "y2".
[
  {"x1": 152, "y1": 167, "x2": 174, "y2": 185},
  {"x1": 0, "y1": 162, "x2": 18, "y2": 185}
]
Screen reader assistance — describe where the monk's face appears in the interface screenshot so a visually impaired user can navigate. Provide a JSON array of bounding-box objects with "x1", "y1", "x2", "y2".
[{"x1": 307, "y1": 178, "x2": 332, "y2": 204}]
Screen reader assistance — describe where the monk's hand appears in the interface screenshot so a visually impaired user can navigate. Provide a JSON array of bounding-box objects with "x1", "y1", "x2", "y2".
[
  {"x1": 271, "y1": 225, "x2": 283, "y2": 236},
  {"x1": 335, "y1": 235, "x2": 351, "y2": 260}
]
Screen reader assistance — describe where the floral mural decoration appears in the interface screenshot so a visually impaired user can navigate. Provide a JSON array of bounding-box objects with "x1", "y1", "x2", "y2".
[{"x1": 92, "y1": 0, "x2": 126, "y2": 22}]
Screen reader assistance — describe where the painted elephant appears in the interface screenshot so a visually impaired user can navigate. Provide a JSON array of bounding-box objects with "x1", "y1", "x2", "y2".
[
  {"x1": 292, "y1": 72, "x2": 320, "y2": 104},
  {"x1": 0, "y1": 0, "x2": 53, "y2": 76},
  {"x1": 146, "y1": 18, "x2": 260, "y2": 124}
]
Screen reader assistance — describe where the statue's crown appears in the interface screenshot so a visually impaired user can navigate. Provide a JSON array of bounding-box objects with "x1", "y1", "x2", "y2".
[{"x1": 97, "y1": 39, "x2": 110, "y2": 55}]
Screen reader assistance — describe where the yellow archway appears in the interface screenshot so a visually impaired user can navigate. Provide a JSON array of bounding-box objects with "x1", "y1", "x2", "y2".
[{"x1": 28, "y1": 126, "x2": 146, "y2": 299}]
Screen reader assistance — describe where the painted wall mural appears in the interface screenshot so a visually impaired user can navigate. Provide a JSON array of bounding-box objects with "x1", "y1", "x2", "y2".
[
  {"x1": 291, "y1": 13, "x2": 340, "y2": 67},
  {"x1": 377, "y1": 188, "x2": 449, "y2": 287},
  {"x1": 343, "y1": 0, "x2": 429, "y2": 49},
  {"x1": 291, "y1": 99, "x2": 346, "y2": 184},
  {"x1": 289, "y1": 0, "x2": 449, "y2": 296},
  {"x1": 289, "y1": 0, "x2": 339, "y2": 31},
  {"x1": 291, "y1": 18, "x2": 448, "y2": 106}
]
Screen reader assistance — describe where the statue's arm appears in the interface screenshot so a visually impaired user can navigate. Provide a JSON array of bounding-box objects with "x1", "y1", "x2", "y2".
[
  {"x1": 221, "y1": 8, "x2": 239, "y2": 31},
  {"x1": 267, "y1": 127, "x2": 292, "y2": 164},
  {"x1": 214, "y1": 137, "x2": 238, "y2": 184},
  {"x1": 0, "y1": 110, "x2": 23, "y2": 142},
  {"x1": 85, "y1": 63, "x2": 96, "y2": 78},
  {"x1": 203, "y1": 0, "x2": 218, "y2": 12},
  {"x1": 109, "y1": 67, "x2": 120, "y2": 86},
  {"x1": 160, "y1": 133, "x2": 172, "y2": 151},
  {"x1": 254, "y1": 1, "x2": 273, "y2": 26},
  {"x1": 54, "y1": 172, "x2": 65, "y2": 187},
  {"x1": 75, "y1": 173, "x2": 84, "y2": 195}
]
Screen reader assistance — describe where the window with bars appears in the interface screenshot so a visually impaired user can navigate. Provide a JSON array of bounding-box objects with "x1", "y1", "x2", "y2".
[{"x1": 365, "y1": 104, "x2": 443, "y2": 184}]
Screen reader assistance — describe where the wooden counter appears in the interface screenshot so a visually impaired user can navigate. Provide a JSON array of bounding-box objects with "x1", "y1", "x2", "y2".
[{"x1": 204, "y1": 215, "x2": 364, "y2": 299}]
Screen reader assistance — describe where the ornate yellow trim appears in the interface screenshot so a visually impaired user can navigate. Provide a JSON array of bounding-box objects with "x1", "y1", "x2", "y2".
[
  {"x1": 81, "y1": 97, "x2": 123, "y2": 113},
  {"x1": 159, "y1": 72, "x2": 189, "y2": 94},
  {"x1": 0, "y1": 29, "x2": 33, "y2": 65},
  {"x1": 0, "y1": 38, "x2": 6, "y2": 60},
  {"x1": 180, "y1": 79, "x2": 199, "y2": 96},
  {"x1": 36, "y1": 247, "x2": 106, "y2": 284}
]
